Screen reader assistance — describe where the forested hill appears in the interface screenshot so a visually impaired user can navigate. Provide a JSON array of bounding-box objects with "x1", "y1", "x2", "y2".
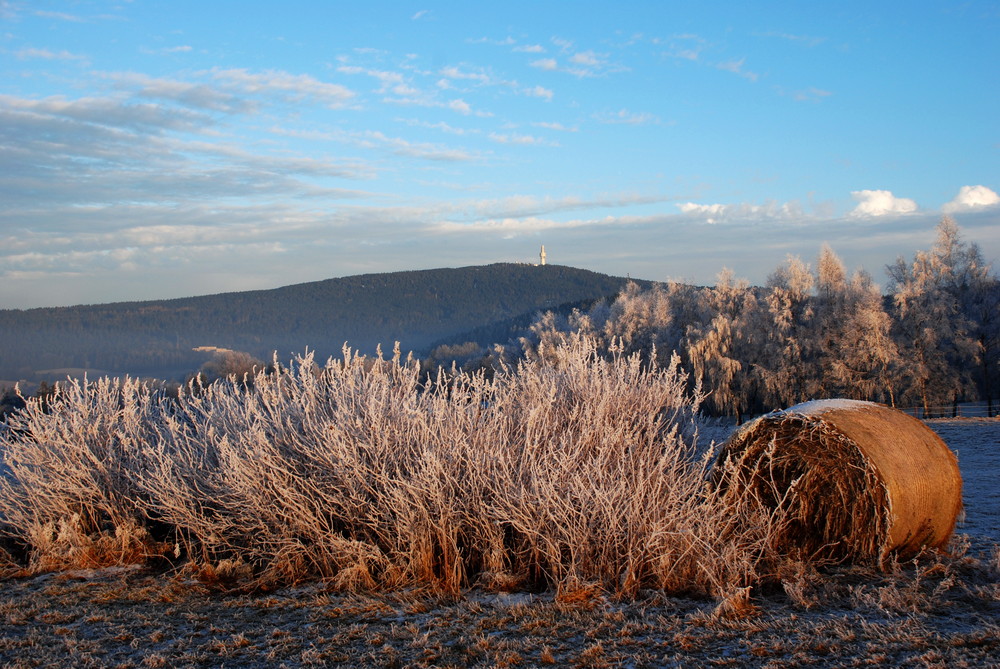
[{"x1": 0, "y1": 264, "x2": 638, "y2": 382}]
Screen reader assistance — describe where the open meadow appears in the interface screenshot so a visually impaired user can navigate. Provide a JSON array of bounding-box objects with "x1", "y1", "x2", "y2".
[{"x1": 0, "y1": 345, "x2": 998, "y2": 668}]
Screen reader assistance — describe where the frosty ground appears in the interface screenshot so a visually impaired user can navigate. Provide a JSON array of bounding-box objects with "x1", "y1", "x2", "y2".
[{"x1": 0, "y1": 419, "x2": 997, "y2": 668}]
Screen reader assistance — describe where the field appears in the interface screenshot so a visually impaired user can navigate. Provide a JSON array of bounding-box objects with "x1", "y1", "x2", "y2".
[
  {"x1": 1, "y1": 405, "x2": 997, "y2": 667},
  {"x1": 0, "y1": 419, "x2": 1000, "y2": 667}
]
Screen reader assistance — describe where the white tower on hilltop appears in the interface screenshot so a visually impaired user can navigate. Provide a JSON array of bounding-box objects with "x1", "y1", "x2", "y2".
[{"x1": 539, "y1": 245, "x2": 547, "y2": 266}]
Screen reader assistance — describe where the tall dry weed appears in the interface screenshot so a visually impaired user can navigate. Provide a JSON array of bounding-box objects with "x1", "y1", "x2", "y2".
[{"x1": 0, "y1": 335, "x2": 773, "y2": 596}]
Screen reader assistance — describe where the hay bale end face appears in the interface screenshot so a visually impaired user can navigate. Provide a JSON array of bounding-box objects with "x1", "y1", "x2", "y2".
[{"x1": 714, "y1": 399, "x2": 962, "y2": 564}]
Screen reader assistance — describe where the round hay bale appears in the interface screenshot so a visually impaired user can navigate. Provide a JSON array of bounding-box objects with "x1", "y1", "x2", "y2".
[{"x1": 714, "y1": 399, "x2": 962, "y2": 564}]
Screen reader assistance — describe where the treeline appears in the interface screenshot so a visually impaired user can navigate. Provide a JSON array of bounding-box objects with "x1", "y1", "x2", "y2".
[{"x1": 512, "y1": 218, "x2": 998, "y2": 419}]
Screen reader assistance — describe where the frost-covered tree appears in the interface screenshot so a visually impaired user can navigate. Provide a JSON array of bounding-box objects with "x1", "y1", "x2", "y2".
[
  {"x1": 756, "y1": 255, "x2": 815, "y2": 408},
  {"x1": 887, "y1": 217, "x2": 979, "y2": 416},
  {"x1": 813, "y1": 245, "x2": 899, "y2": 403},
  {"x1": 684, "y1": 268, "x2": 758, "y2": 422},
  {"x1": 967, "y1": 271, "x2": 1000, "y2": 415},
  {"x1": 596, "y1": 281, "x2": 702, "y2": 367}
]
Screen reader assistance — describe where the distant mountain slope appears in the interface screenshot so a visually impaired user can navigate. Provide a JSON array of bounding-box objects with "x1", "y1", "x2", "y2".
[{"x1": 0, "y1": 264, "x2": 638, "y2": 381}]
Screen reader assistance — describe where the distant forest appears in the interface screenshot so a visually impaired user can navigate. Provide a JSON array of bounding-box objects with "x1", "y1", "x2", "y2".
[
  {"x1": 500, "y1": 217, "x2": 997, "y2": 419},
  {"x1": 0, "y1": 264, "x2": 638, "y2": 383},
  {"x1": 2, "y1": 218, "x2": 997, "y2": 420}
]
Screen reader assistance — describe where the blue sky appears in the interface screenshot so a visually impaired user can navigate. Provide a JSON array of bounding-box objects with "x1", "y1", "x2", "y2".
[{"x1": 1, "y1": 1, "x2": 998, "y2": 308}]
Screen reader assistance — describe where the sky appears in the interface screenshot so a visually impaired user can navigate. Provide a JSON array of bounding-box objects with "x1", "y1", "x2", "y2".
[{"x1": 1, "y1": 1, "x2": 998, "y2": 309}]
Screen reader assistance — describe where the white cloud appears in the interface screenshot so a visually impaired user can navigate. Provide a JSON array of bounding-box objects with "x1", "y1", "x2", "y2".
[
  {"x1": 336, "y1": 65, "x2": 406, "y2": 93},
  {"x1": 411, "y1": 9, "x2": 429, "y2": 20},
  {"x1": 397, "y1": 118, "x2": 478, "y2": 136},
  {"x1": 531, "y1": 58, "x2": 558, "y2": 71},
  {"x1": 448, "y1": 98, "x2": 471, "y2": 114},
  {"x1": 34, "y1": 10, "x2": 84, "y2": 22},
  {"x1": 358, "y1": 130, "x2": 479, "y2": 162},
  {"x1": 717, "y1": 58, "x2": 759, "y2": 82},
  {"x1": 676, "y1": 200, "x2": 804, "y2": 224},
  {"x1": 105, "y1": 72, "x2": 253, "y2": 113},
  {"x1": 670, "y1": 49, "x2": 700, "y2": 61},
  {"x1": 552, "y1": 37, "x2": 574, "y2": 52},
  {"x1": 759, "y1": 31, "x2": 827, "y2": 48},
  {"x1": 0, "y1": 93, "x2": 213, "y2": 133},
  {"x1": 513, "y1": 44, "x2": 545, "y2": 53},
  {"x1": 942, "y1": 185, "x2": 1000, "y2": 213},
  {"x1": 594, "y1": 109, "x2": 658, "y2": 125},
  {"x1": 467, "y1": 36, "x2": 515, "y2": 46},
  {"x1": 848, "y1": 190, "x2": 918, "y2": 217},
  {"x1": 791, "y1": 87, "x2": 832, "y2": 102},
  {"x1": 439, "y1": 66, "x2": 491, "y2": 84},
  {"x1": 212, "y1": 68, "x2": 355, "y2": 108},
  {"x1": 522, "y1": 85, "x2": 553, "y2": 101},
  {"x1": 532, "y1": 121, "x2": 577, "y2": 132},
  {"x1": 570, "y1": 50, "x2": 600, "y2": 66},
  {"x1": 16, "y1": 47, "x2": 86, "y2": 61},
  {"x1": 488, "y1": 132, "x2": 553, "y2": 146}
]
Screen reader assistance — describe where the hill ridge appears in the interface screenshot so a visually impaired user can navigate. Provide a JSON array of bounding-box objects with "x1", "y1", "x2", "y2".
[{"x1": 0, "y1": 264, "x2": 641, "y2": 381}]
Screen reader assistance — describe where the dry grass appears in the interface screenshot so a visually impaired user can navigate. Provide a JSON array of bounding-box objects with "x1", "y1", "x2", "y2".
[
  {"x1": 0, "y1": 335, "x2": 772, "y2": 598},
  {"x1": 0, "y1": 540, "x2": 997, "y2": 668}
]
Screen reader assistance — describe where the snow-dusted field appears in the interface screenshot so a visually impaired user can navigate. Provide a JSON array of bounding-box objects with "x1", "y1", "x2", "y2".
[
  {"x1": 926, "y1": 418, "x2": 1000, "y2": 551},
  {"x1": 0, "y1": 418, "x2": 997, "y2": 667}
]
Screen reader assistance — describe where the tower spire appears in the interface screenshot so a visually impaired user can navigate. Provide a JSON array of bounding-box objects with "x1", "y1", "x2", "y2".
[{"x1": 540, "y1": 245, "x2": 547, "y2": 266}]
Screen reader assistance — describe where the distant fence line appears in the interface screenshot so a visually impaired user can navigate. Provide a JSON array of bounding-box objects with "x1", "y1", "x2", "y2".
[{"x1": 896, "y1": 401, "x2": 999, "y2": 420}]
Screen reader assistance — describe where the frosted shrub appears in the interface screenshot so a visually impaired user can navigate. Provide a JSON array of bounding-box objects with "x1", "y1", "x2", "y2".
[
  {"x1": 0, "y1": 335, "x2": 769, "y2": 596},
  {"x1": 0, "y1": 376, "x2": 172, "y2": 569}
]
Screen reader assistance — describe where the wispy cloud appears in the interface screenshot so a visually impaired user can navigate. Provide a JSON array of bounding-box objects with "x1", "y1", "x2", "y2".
[
  {"x1": 336, "y1": 65, "x2": 410, "y2": 95},
  {"x1": 488, "y1": 132, "x2": 555, "y2": 146},
  {"x1": 660, "y1": 34, "x2": 706, "y2": 61},
  {"x1": 790, "y1": 86, "x2": 832, "y2": 102},
  {"x1": 449, "y1": 98, "x2": 472, "y2": 114},
  {"x1": 532, "y1": 121, "x2": 577, "y2": 132},
  {"x1": 758, "y1": 31, "x2": 827, "y2": 48},
  {"x1": 397, "y1": 118, "x2": 479, "y2": 136},
  {"x1": 570, "y1": 50, "x2": 600, "y2": 66},
  {"x1": 104, "y1": 72, "x2": 254, "y2": 113},
  {"x1": 551, "y1": 37, "x2": 574, "y2": 52},
  {"x1": 676, "y1": 200, "x2": 805, "y2": 224},
  {"x1": 717, "y1": 58, "x2": 759, "y2": 82},
  {"x1": 439, "y1": 65, "x2": 492, "y2": 84},
  {"x1": 358, "y1": 130, "x2": 481, "y2": 162},
  {"x1": 16, "y1": 47, "x2": 87, "y2": 61},
  {"x1": 468, "y1": 36, "x2": 516, "y2": 46},
  {"x1": 522, "y1": 85, "x2": 553, "y2": 101},
  {"x1": 513, "y1": 44, "x2": 545, "y2": 53},
  {"x1": 530, "y1": 58, "x2": 558, "y2": 71},
  {"x1": 530, "y1": 50, "x2": 623, "y2": 78},
  {"x1": 0, "y1": 93, "x2": 214, "y2": 133},
  {"x1": 34, "y1": 9, "x2": 85, "y2": 22},
  {"x1": 212, "y1": 68, "x2": 356, "y2": 108},
  {"x1": 594, "y1": 109, "x2": 659, "y2": 125}
]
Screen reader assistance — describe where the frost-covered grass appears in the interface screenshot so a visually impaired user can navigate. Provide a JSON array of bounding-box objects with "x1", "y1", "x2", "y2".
[
  {"x1": 3, "y1": 344, "x2": 999, "y2": 666},
  {"x1": 0, "y1": 335, "x2": 774, "y2": 598}
]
